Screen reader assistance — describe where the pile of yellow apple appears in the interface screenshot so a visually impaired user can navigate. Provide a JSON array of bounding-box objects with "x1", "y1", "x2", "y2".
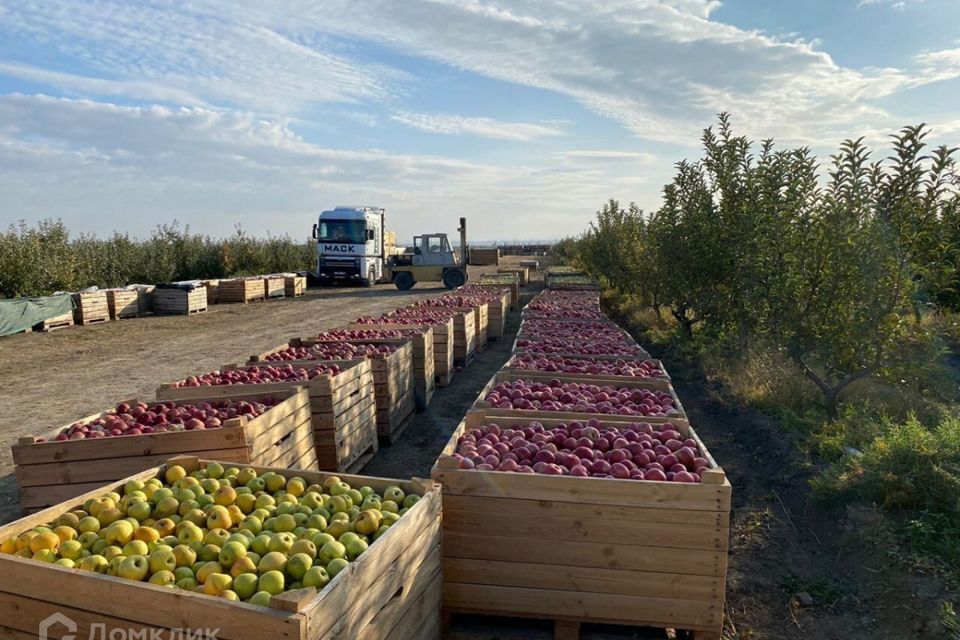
[{"x1": 0, "y1": 463, "x2": 420, "y2": 605}]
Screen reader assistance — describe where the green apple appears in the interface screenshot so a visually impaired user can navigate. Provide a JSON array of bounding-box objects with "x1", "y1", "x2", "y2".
[
  {"x1": 196, "y1": 561, "x2": 222, "y2": 584},
  {"x1": 226, "y1": 533, "x2": 251, "y2": 549},
  {"x1": 318, "y1": 541, "x2": 346, "y2": 565},
  {"x1": 382, "y1": 512, "x2": 400, "y2": 526},
  {"x1": 257, "y1": 570, "x2": 285, "y2": 596},
  {"x1": 203, "y1": 572, "x2": 232, "y2": 596},
  {"x1": 273, "y1": 514, "x2": 297, "y2": 533},
  {"x1": 118, "y1": 555, "x2": 150, "y2": 581},
  {"x1": 251, "y1": 534, "x2": 271, "y2": 556},
  {"x1": 77, "y1": 516, "x2": 101, "y2": 534},
  {"x1": 78, "y1": 554, "x2": 108, "y2": 573},
  {"x1": 302, "y1": 566, "x2": 330, "y2": 589},
  {"x1": 55, "y1": 558, "x2": 75, "y2": 568},
  {"x1": 233, "y1": 572, "x2": 259, "y2": 599},
  {"x1": 353, "y1": 510, "x2": 382, "y2": 536},
  {"x1": 149, "y1": 547, "x2": 177, "y2": 574},
  {"x1": 345, "y1": 538, "x2": 368, "y2": 560},
  {"x1": 300, "y1": 493, "x2": 322, "y2": 510},
  {"x1": 199, "y1": 544, "x2": 221, "y2": 562},
  {"x1": 326, "y1": 557, "x2": 349, "y2": 577},
  {"x1": 289, "y1": 539, "x2": 316, "y2": 559},
  {"x1": 257, "y1": 551, "x2": 287, "y2": 573},
  {"x1": 174, "y1": 567, "x2": 195, "y2": 582},
  {"x1": 176, "y1": 577, "x2": 198, "y2": 590},
  {"x1": 203, "y1": 527, "x2": 230, "y2": 548},
  {"x1": 105, "y1": 520, "x2": 135, "y2": 545},
  {"x1": 57, "y1": 539, "x2": 83, "y2": 560},
  {"x1": 329, "y1": 482, "x2": 350, "y2": 497},
  {"x1": 249, "y1": 591, "x2": 272, "y2": 606},
  {"x1": 235, "y1": 467, "x2": 257, "y2": 486},
  {"x1": 402, "y1": 494, "x2": 420, "y2": 509},
  {"x1": 123, "y1": 540, "x2": 150, "y2": 557},
  {"x1": 265, "y1": 474, "x2": 286, "y2": 493},
  {"x1": 311, "y1": 533, "x2": 336, "y2": 549},
  {"x1": 360, "y1": 496, "x2": 382, "y2": 511},
  {"x1": 383, "y1": 486, "x2": 405, "y2": 504},
  {"x1": 77, "y1": 531, "x2": 100, "y2": 551},
  {"x1": 176, "y1": 522, "x2": 203, "y2": 546},
  {"x1": 102, "y1": 545, "x2": 124, "y2": 561},
  {"x1": 126, "y1": 500, "x2": 152, "y2": 522},
  {"x1": 286, "y1": 553, "x2": 313, "y2": 580},
  {"x1": 149, "y1": 570, "x2": 176, "y2": 586},
  {"x1": 267, "y1": 533, "x2": 294, "y2": 554},
  {"x1": 380, "y1": 500, "x2": 399, "y2": 514},
  {"x1": 172, "y1": 544, "x2": 196, "y2": 568},
  {"x1": 219, "y1": 541, "x2": 247, "y2": 567}
]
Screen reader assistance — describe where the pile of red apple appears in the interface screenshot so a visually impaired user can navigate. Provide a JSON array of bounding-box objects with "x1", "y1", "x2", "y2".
[
  {"x1": 515, "y1": 336, "x2": 646, "y2": 357},
  {"x1": 456, "y1": 285, "x2": 510, "y2": 303},
  {"x1": 44, "y1": 398, "x2": 278, "y2": 441},
  {"x1": 524, "y1": 291, "x2": 604, "y2": 320},
  {"x1": 172, "y1": 363, "x2": 342, "y2": 388},
  {"x1": 357, "y1": 307, "x2": 458, "y2": 326},
  {"x1": 449, "y1": 418, "x2": 708, "y2": 482},
  {"x1": 483, "y1": 379, "x2": 679, "y2": 417},
  {"x1": 313, "y1": 328, "x2": 407, "y2": 341},
  {"x1": 264, "y1": 342, "x2": 398, "y2": 362},
  {"x1": 520, "y1": 319, "x2": 632, "y2": 342},
  {"x1": 509, "y1": 353, "x2": 668, "y2": 378}
]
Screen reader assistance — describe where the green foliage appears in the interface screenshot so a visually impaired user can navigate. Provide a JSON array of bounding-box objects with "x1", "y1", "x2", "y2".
[
  {"x1": 563, "y1": 115, "x2": 960, "y2": 417},
  {"x1": 0, "y1": 219, "x2": 314, "y2": 297}
]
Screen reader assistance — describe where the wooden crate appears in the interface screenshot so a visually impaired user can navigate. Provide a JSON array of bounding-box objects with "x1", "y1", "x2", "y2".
[
  {"x1": 33, "y1": 311, "x2": 73, "y2": 333},
  {"x1": 472, "y1": 370, "x2": 688, "y2": 426},
  {"x1": 106, "y1": 289, "x2": 139, "y2": 320},
  {"x1": 157, "y1": 359, "x2": 377, "y2": 474},
  {"x1": 478, "y1": 276, "x2": 519, "y2": 311},
  {"x1": 218, "y1": 278, "x2": 266, "y2": 304},
  {"x1": 200, "y1": 279, "x2": 220, "y2": 305},
  {"x1": 153, "y1": 287, "x2": 208, "y2": 315},
  {"x1": 284, "y1": 275, "x2": 307, "y2": 297},
  {"x1": 264, "y1": 276, "x2": 286, "y2": 299},
  {"x1": 485, "y1": 292, "x2": 510, "y2": 340},
  {"x1": 498, "y1": 266, "x2": 529, "y2": 285},
  {"x1": 246, "y1": 340, "x2": 416, "y2": 444},
  {"x1": 432, "y1": 410, "x2": 730, "y2": 640},
  {"x1": 352, "y1": 320, "x2": 451, "y2": 389},
  {"x1": 469, "y1": 247, "x2": 500, "y2": 266},
  {"x1": 71, "y1": 291, "x2": 109, "y2": 325},
  {"x1": 12, "y1": 388, "x2": 315, "y2": 513},
  {"x1": 424, "y1": 307, "x2": 478, "y2": 365},
  {"x1": 0, "y1": 456, "x2": 442, "y2": 640},
  {"x1": 502, "y1": 353, "x2": 672, "y2": 390},
  {"x1": 135, "y1": 286, "x2": 155, "y2": 314}
]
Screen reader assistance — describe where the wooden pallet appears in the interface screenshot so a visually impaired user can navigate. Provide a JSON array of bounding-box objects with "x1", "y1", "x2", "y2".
[
  {"x1": 443, "y1": 610, "x2": 715, "y2": 639},
  {"x1": 153, "y1": 287, "x2": 208, "y2": 315},
  {"x1": 71, "y1": 291, "x2": 110, "y2": 325},
  {"x1": 33, "y1": 311, "x2": 74, "y2": 333},
  {"x1": 263, "y1": 275, "x2": 286, "y2": 299},
  {"x1": 0, "y1": 457, "x2": 442, "y2": 640},
  {"x1": 284, "y1": 275, "x2": 306, "y2": 297},
  {"x1": 217, "y1": 278, "x2": 266, "y2": 303},
  {"x1": 13, "y1": 387, "x2": 315, "y2": 513},
  {"x1": 106, "y1": 290, "x2": 139, "y2": 319},
  {"x1": 432, "y1": 409, "x2": 730, "y2": 640}
]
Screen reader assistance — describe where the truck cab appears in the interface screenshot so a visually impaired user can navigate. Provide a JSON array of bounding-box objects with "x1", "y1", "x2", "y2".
[{"x1": 312, "y1": 206, "x2": 384, "y2": 286}]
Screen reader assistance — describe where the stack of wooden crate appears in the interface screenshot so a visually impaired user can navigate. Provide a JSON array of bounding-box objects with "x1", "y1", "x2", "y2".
[{"x1": 263, "y1": 275, "x2": 285, "y2": 299}]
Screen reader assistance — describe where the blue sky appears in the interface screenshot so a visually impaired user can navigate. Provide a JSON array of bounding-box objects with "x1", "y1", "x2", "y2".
[{"x1": 1, "y1": 0, "x2": 959, "y2": 242}]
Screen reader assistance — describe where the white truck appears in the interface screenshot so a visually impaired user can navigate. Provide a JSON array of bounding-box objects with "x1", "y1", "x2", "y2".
[{"x1": 311, "y1": 206, "x2": 469, "y2": 290}]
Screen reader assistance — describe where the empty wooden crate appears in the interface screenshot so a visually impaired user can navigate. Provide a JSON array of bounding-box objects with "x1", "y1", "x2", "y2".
[
  {"x1": 72, "y1": 291, "x2": 110, "y2": 325},
  {"x1": 218, "y1": 278, "x2": 266, "y2": 303},
  {"x1": 153, "y1": 286, "x2": 208, "y2": 315},
  {"x1": 106, "y1": 289, "x2": 139, "y2": 319}
]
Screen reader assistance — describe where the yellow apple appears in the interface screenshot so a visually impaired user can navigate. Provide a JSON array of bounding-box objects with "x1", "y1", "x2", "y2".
[
  {"x1": 117, "y1": 555, "x2": 150, "y2": 581},
  {"x1": 232, "y1": 572, "x2": 259, "y2": 599},
  {"x1": 172, "y1": 544, "x2": 197, "y2": 568}
]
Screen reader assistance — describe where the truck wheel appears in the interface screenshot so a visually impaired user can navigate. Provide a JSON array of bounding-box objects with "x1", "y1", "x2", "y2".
[
  {"x1": 361, "y1": 268, "x2": 374, "y2": 288},
  {"x1": 442, "y1": 269, "x2": 465, "y2": 289},
  {"x1": 394, "y1": 272, "x2": 415, "y2": 291}
]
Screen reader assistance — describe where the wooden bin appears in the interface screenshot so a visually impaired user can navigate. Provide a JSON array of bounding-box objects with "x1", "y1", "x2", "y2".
[
  {"x1": 153, "y1": 287, "x2": 208, "y2": 315},
  {"x1": 106, "y1": 290, "x2": 139, "y2": 320},
  {"x1": 478, "y1": 276, "x2": 519, "y2": 311},
  {"x1": 469, "y1": 247, "x2": 500, "y2": 266},
  {"x1": 71, "y1": 291, "x2": 110, "y2": 325},
  {"x1": 498, "y1": 266, "x2": 529, "y2": 285},
  {"x1": 200, "y1": 279, "x2": 220, "y2": 305},
  {"x1": 342, "y1": 327, "x2": 436, "y2": 408},
  {"x1": 264, "y1": 276, "x2": 286, "y2": 299},
  {"x1": 432, "y1": 410, "x2": 730, "y2": 639},
  {"x1": 422, "y1": 309, "x2": 474, "y2": 367},
  {"x1": 135, "y1": 286, "x2": 155, "y2": 314},
  {"x1": 502, "y1": 353, "x2": 672, "y2": 390},
  {"x1": 352, "y1": 320, "x2": 452, "y2": 388},
  {"x1": 158, "y1": 359, "x2": 377, "y2": 474},
  {"x1": 284, "y1": 275, "x2": 307, "y2": 298},
  {"x1": 246, "y1": 340, "x2": 416, "y2": 444},
  {"x1": 0, "y1": 456, "x2": 442, "y2": 640},
  {"x1": 218, "y1": 278, "x2": 266, "y2": 304},
  {"x1": 12, "y1": 388, "x2": 315, "y2": 513},
  {"x1": 472, "y1": 370, "x2": 687, "y2": 425},
  {"x1": 484, "y1": 291, "x2": 510, "y2": 340}
]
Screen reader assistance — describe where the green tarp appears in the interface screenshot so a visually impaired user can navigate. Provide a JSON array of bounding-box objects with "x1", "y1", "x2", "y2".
[{"x1": 0, "y1": 294, "x2": 75, "y2": 337}]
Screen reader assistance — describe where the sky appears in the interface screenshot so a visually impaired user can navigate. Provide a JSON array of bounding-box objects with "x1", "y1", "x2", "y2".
[{"x1": 1, "y1": 0, "x2": 959, "y2": 243}]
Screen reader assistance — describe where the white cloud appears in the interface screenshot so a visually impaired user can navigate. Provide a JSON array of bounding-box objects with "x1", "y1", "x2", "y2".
[
  {"x1": 858, "y1": 0, "x2": 924, "y2": 9},
  {"x1": 391, "y1": 111, "x2": 566, "y2": 141},
  {"x1": 0, "y1": 94, "x2": 653, "y2": 240}
]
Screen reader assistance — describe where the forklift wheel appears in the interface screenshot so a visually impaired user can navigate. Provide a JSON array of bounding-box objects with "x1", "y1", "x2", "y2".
[
  {"x1": 394, "y1": 272, "x2": 415, "y2": 291},
  {"x1": 442, "y1": 269, "x2": 465, "y2": 289}
]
